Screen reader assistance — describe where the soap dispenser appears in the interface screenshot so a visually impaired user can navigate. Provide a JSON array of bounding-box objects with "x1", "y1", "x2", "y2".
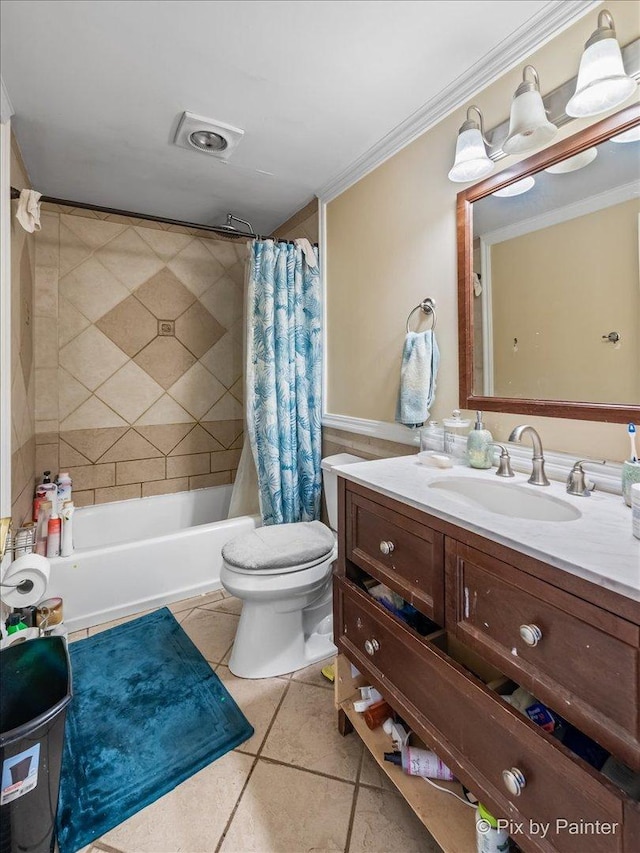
[{"x1": 466, "y1": 411, "x2": 493, "y2": 469}]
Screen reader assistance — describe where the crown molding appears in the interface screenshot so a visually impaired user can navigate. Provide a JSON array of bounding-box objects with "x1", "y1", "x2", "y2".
[
  {"x1": 317, "y1": 0, "x2": 600, "y2": 204},
  {"x1": 0, "y1": 77, "x2": 14, "y2": 125}
]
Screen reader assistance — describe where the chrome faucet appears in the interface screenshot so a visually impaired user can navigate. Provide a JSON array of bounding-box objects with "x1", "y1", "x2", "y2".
[
  {"x1": 490, "y1": 443, "x2": 514, "y2": 478},
  {"x1": 508, "y1": 425, "x2": 550, "y2": 486},
  {"x1": 566, "y1": 459, "x2": 606, "y2": 496}
]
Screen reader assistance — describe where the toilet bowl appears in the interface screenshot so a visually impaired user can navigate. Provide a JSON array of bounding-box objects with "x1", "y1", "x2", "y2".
[{"x1": 220, "y1": 453, "x2": 363, "y2": 678}]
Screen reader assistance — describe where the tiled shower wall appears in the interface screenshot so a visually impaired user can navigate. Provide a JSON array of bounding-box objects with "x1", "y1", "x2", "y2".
[
  {"x1": 10, "y1": 135, "x2": 36, "y2": 526},
  {"x1": 34, "y1": 208, "x2": 247, "y2": 506},
  {"x1": 276, "y1": 199, "x2": 318, "y2": 243}
]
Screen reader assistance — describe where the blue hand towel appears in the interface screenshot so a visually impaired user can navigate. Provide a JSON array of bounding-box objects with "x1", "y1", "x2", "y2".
[{"x1": 395, "y1": 330, "x2": 440, "y2": 427}]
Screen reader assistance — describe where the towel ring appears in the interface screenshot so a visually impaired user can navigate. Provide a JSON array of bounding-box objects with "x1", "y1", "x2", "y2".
[{"x1": 406, "y1": 298, "x2": 437, "y2": 333}]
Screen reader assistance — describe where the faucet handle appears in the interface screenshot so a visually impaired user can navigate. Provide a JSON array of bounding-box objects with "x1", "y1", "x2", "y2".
[
  {"x1": 491, "y1": 443, "x2": 514, "y2": 478},
  {"x1": 566, "y1": 459, "x2": 606, "y2": 497}
]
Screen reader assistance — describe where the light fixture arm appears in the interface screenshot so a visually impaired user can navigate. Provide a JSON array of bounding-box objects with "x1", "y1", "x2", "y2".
[
  {"x1": 513, "y1": 64, "x2": 543, "y2": 98},
  {"x1": 463, "y1": 105, "x2": 492, "y2": 147},
  {"x1": 586, "y1": 9, "x2": 617, "y2": 48}
]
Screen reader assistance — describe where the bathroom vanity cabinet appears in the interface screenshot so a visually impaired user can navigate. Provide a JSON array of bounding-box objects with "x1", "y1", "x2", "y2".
[{"x1": 333, "y1": 476, "x2": 640, "y2": 853}]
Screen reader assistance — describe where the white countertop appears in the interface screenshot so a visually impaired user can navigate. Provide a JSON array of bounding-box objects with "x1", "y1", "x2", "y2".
[{"x1": 335, "y1": 455, "x2": 640, "y2": 604}]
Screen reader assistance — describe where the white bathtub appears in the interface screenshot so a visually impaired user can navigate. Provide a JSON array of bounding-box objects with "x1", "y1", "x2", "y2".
[{"x1": 47, "y1": 485, "x2": 259, "y2": 632}]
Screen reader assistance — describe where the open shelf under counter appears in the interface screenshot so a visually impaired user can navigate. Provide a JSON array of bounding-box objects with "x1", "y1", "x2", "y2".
[{"x1": 335, "y1": 655, "x2": 477, "y2": 853}]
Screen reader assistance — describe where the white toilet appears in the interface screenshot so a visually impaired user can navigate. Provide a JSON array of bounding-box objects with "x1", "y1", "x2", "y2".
[{"x1": 220, "y1": 453, "x2": 363, "y2": 678}]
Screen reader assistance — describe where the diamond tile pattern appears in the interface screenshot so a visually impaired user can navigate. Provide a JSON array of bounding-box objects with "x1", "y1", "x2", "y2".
[
  {"x1": 200, "y1": 322, "x2": 242, "y2": 389},
  {"x1": 58, "y1": 297, "x2": 90, "y2": 347},
  {"x1": 136, "y1": 269, "x2": 195, "y2": 320},
  {"x1": 168, "y1": 362, "x2": 226, "y2": 420},
  {"x1": 167, "y1": 239, "x2": 225, "y2": 297},
  {"x1": 59, "y1": 326, "x2": 128, "y2": 391},
  {"x1": 61, "y1": 214, "x2": 126, "y2": 250},
  {"x1": 97, "y1": 296, "x2": 158, "y2": 358},
  {"x1": 36, "y1": 212, "x2": 249, "y2": 505},
  {"x1": 95, "y1": 362, "x2": 164, "y2": 424},
  {"x1": 134, "y1": 336, "x2": 197, "y2": 390},
  {"x1": 60, "y1": 396, "x2": 128, "y2": 431},
  {"x1": 59, "y1": 257, "x2": 129, "y2": 322},
  {"x1": 199, "y1": 275, "x2": 243, "y2": 330},
  {"x1": 134, "y1": 226, "x2": 192, "y2": 262},
  {"x1": 96, "y1": 229, "x2": 164, "y2": 290},
  {"x1": 175, "y1": 302, "x2": 226, "y2": 359},
  {"x1": 134, "y1": 394, "x2": 193, "y2": 426}
]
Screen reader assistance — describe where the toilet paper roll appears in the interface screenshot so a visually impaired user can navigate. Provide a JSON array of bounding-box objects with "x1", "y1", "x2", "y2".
[{"x1": 0, "y1": 554, "x2": 50, "y2": 607}]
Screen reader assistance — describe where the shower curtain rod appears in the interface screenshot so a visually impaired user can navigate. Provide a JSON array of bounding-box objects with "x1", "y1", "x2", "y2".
[{"x1": 9, "y1": 187, "x2": 316, "y2": 246}]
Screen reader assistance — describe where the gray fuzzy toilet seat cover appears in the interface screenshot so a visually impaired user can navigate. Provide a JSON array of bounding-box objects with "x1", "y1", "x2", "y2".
[{"x1": 222, "y1": 521, "x2": 335, "y2": 571}]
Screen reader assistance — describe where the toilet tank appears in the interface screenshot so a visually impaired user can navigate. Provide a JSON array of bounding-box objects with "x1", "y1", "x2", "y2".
[{"x1": 321, "y1": 454, "x2": 364, "y2": 531}]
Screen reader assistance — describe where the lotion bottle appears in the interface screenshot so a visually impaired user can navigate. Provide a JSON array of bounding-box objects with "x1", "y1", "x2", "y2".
[
  {"x1": 466, "y1": 411, "x2": 493, "y2": 469},
  {"x1": 46, "y1": 513, "x2": 61, "y2": 558},
  {"x1": 384, "y1": 746, "x2": 455, "y2": 780},
  {"x1": 60, "y1": 501, "x2": 75, "y2": 557}
]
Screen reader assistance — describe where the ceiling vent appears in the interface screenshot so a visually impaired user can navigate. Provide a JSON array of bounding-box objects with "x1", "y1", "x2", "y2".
[{"x1": 173, "y1": 111, "x2": 244, "y2": 161}]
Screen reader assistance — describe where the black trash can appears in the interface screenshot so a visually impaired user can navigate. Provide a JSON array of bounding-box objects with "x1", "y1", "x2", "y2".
[{"x1": 0, "y1": 637, "x2": 72, "y2": 853}]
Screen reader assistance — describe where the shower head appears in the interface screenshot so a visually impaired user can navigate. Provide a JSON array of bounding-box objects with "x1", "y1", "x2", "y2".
[{"x1": 216, "y1": 213, "x2": 255, "y2": 236}]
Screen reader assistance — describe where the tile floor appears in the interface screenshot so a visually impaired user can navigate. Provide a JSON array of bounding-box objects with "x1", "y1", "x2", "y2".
[{"x1": 69, "y1": 591, "x2": 441, "y2": 853}]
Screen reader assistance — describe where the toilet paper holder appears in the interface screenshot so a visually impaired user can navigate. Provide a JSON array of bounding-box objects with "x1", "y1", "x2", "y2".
[
  {"x1": 0, "y1": 524, "x2": 38, "y2": 594},
  {"x1": 3, "y1": 524, "x2": 37, "y2": 560}
]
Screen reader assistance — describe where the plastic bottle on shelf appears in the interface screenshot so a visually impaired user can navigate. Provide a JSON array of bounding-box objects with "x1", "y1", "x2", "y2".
[
  {"x1": 384, "y1": 746, "x2": 455, "y2": 780},
  {"x1": 475, "y1": 803, "x2": 510, "y2": 852},
  {"x1": 60, "y1": 502, "x2": 75, "y2": 557},
  {"x1": 46, "y1": 514, "x2": 61, "y2": 558},
  {"x1": 37, "y1": 471, "x2": 58, "y2": 514},
  {"x1": 56, "y1": 472, "x2": 73, "y2": 505}
]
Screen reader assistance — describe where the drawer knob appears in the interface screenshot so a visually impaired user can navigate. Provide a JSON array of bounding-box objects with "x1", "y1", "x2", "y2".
[
  {"x1": 519, "y1": 624, "x2": 543, "y2": 647},
  {"x1": 502, "y1": 767, "x2": 526, "y2": 797},
  {"x1": 379, "y1": 540, "x2": 395, "y2": 555},
  {"x1": 364, "y1": 638, "x2": 380, "y2": 656}
]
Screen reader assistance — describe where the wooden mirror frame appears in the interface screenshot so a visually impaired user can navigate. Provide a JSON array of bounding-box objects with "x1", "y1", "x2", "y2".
[{"x1": 457, "y1": 102, "x2": 640, "y2": 423}]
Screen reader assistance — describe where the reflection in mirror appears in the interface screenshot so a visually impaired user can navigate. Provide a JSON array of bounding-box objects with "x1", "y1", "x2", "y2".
[{"x1": 471, "y1": 125, "x2": 639, "y2": 406}]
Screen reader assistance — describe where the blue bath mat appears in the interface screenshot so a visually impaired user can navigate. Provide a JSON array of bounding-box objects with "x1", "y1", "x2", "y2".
[{"x1": 56, "y1": 607, "x2": 253, "y2": 853}]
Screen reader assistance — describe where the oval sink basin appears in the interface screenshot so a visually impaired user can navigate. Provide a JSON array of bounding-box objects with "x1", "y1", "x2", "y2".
[{"x1": 428, "y1": 477, "x2": 581, "y2": 522}]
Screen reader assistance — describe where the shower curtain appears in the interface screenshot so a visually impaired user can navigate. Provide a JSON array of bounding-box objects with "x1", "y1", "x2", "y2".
[{"x1": 238, "y1": 238, "x2": 322, "y2": 526}]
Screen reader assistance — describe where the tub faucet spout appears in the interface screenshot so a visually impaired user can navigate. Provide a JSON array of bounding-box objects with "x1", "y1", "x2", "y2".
[{"x1": 508, "y1": 425, "x2": 550, "y2": 486}]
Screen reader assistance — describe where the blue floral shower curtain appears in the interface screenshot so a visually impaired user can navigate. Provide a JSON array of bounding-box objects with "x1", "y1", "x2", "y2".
[{"x1": 246, "y1": 239, "x2": 322, "y2": 525}]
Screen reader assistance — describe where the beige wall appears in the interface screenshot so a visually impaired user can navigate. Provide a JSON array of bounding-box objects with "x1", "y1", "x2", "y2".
[
  {"x1": 10, "y1": 134, "x2": 36, "y2": 525},
  {"x1": 491, "y1": 198, "x2": 640, "y2": 403},
  {"x1": 326, "y1": 0, "x2": 640, "y2": 463},
  {"x1": 33, "y1": 208, "x2": 246, "y2": 505}
]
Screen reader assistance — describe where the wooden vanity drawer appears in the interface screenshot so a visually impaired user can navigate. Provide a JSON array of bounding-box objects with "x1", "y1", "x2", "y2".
[
  {"x1": 336, "y1": 578, "x2": 627, "y2": 853},
  {"x1": 345, "y1": 487, "x2": 444, "y2": 624},
  {"x1": 447, "y1": 543, "x2": 640, "y2": 769}
]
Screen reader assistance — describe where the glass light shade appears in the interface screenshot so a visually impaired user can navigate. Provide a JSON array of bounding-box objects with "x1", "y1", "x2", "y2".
[
  {"x1": 492, "y1": 176, "x2": 535, "y2": 198},
  {"x1": 544, "y1": 147, "x2": 598, "y2": 174},
  {"x1": 566, "y1": 37, "x2": 636, "y2": 117},
  {"x1": 503, "y1": 90, "x2": 557, "y2": 154},
  {"x1": 611, "y1": 126, "x2": 640, "y2": 143},
  {"x1": 448, "y1": 126, "x2": 494, "y2": 183}
]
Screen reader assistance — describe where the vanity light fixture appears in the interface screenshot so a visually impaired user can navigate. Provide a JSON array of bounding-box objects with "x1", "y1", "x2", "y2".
[
  {"x1": 447, "y1": 106, "x2": 494, "y2": 183},
  {"x1": 544, "y1": 147, "x2": 598, "y2": 173},
  {"x1": 611, "y1": 126, "x2": 640, "y2": 143},
  {"x1": 491, "y1": 176, "x2": 535, "y2": 198},
  {"x1": 503, "y1": 66, "x2": 557, "y2": 155},
  {"x1": 566, "y1": 10, "x2": 636, "y2": 118}
]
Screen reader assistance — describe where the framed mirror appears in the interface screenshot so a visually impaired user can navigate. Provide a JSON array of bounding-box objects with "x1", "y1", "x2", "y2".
[{"x1": 458, "y1": 103, "x2": 640, "y2": 423}]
